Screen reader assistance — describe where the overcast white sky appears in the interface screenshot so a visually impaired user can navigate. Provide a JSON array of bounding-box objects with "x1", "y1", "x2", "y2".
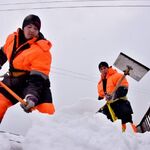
[{"x1": 0, "y1": 0, "x2": 150, "y2": 135}]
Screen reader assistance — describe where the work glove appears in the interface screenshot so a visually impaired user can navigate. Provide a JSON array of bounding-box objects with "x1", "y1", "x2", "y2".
[
  {"x1": 20, "y1": 94, "x2": 38, "y2": 113},
  {"x1": 105, "y1": 94, "x2": 112, "y2": 101}
]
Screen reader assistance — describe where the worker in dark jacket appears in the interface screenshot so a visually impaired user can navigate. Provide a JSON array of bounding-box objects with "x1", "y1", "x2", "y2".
[
  {"x1": 97, "y1": 61, "x2": 137, "y2": 132},
  {"x1": 0, "y1": 14, "x2": 55, "y2": 123}
]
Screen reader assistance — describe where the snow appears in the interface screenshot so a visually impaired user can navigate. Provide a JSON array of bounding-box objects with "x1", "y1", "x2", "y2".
[{"x1": 0, "y1": 99, "x2": 150, "y2": 150}]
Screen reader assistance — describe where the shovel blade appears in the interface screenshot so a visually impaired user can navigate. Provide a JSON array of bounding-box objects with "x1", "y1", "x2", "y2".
[{"x1": 114, "y1": 52, "x2": 150, "y2": 81}]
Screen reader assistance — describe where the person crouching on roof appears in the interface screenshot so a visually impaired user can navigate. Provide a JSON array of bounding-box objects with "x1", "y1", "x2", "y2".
[{"x1": 0, "y1": 14, "x2": 55, "y2": 123}]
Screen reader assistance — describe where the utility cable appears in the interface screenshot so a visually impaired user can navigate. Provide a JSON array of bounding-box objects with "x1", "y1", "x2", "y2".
[
  {"x1": 0, "y1": 1, "x2": 150, "y2": 11},
  {"x1": 51, "y1": 67, "x2": 98, "y2": 83},
  {"x1": 0, "y1": 0, "x2": 148, "y2": 6}
]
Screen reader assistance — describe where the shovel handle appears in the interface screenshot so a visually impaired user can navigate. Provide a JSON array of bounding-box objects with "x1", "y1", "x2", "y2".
[
  {"x1": 0, "y1": 81, "x2": 27, "y2": 105},
  {"x1": 111, "y1": 66, "x2": 132, "y2": 96},
  {"x1": 111, "y1": 74, "x2": 126, "y2": 95}
]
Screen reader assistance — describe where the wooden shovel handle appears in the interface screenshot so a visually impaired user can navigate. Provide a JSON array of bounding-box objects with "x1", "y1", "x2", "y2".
[
  {"x1": 111, "y1": 74, "x2": 126, "y2": 95},
  {"x1": 111, "y1": 66, "x2": 132, "y2": 96}
]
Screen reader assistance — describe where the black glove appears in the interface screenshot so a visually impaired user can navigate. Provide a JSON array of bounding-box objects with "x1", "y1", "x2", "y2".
[{"x1": 20, "y1": 94, "x2": 38, "y2": 113}]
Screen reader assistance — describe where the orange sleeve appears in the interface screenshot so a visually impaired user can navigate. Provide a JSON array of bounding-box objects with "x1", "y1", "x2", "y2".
[
  {"x1": 97, "y1": 80, "x2": 105, "y2": 98},
  {"x1": 28, "y1": 40, "x2": 52, "y2": 76},
  {"x1": 30, "y1": 49, "x2": 52, "y2": 76},
  {"x1": 3, "y1": 33, "x2": 15, "y2": 61}
]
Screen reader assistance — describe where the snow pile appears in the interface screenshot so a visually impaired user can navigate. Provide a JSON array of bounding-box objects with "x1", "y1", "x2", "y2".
[{"x1": 0, "y1": 99, "x2": 150, "y2": 150}]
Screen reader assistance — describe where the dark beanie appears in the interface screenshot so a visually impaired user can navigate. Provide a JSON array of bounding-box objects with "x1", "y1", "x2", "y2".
[
  {"x1": 98, "y1": 61, "x2": 109, "y2": 69},
  {"x1": 22, "y1": 14, "x2": 41, "y2": 31}
]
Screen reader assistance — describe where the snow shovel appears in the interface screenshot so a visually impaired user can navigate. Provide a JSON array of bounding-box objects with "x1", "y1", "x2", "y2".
[
  {"x1": 111, "y1": 52, "x2": 149, "y2": 121},
  {"x1": 111, "y1": 52, "x2": 149, "y2": 97},
  {"x1": 114, "y1": 52, "x2": 150, "y2": 81}
]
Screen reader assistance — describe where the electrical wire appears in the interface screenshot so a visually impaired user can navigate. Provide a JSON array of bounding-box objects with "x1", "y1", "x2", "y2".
[
  {"x1": 0, "y1": 5, "x2": 150, "y2": 12},
  {"x1": 52, "y1": 66, "x2": 97, "y2": 79},
  {"x1": 0, "y1": 0, "x2": 150, "y2": 11},
  {"x1": 0, "y1": 0, "x2": 148, "y2": 6},
  {"x1": 51, "y1": 71, "x2": 97, "y2": 83},
  {"x1": 51, "y1": 66, "x2": 98, "y2": 83}
]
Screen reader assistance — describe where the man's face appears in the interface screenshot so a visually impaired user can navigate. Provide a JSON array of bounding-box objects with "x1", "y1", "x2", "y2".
[
  {"x1": 100, "y1": 66, "x2": 108, "y2": 77},
  {"x1": 23, "y1": 24, "x2": 39, "y2": 40}
]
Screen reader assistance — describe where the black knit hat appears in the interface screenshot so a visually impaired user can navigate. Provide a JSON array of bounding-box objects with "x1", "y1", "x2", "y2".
[
  {"x1": 22, "y1": 14, "x2": 41, "y2": 31},
  {"x1": 98, "y1": 61, "x2": 109, "y2": 69}
]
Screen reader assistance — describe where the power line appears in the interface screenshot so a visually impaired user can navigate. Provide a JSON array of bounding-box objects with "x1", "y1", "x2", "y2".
[
  {"x1": 0, "y1": 0, "x2": 147, "y2": 6},
  {"x1": 51, "y1": 70, "x2": 97, "y2": 83},
  {"x1": 0, "y1": 4, "x2": 150, "y2": 12},
  {"x1": 51, "y1": 67, "x2": 98, "y2": 83},
  {"x1": 52, "y1": 66, "x2": 97, "y2": 79},
  {"x1": 0, "y1": 0, "x2": 150, "y2": 12}
]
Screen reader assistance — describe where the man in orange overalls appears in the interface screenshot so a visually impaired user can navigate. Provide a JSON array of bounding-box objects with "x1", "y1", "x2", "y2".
[
  {"x1": 97, "y1": 61, "x2": 137, "y2": 132},
  {"x1": 0, "y1": 14, "x2": 55, "y2": 123}
]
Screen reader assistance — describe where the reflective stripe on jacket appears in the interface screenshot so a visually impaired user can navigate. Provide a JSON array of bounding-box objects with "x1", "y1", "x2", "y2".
[{"x1": 97, "y1": 67, "x2": 128, "y2": 98}]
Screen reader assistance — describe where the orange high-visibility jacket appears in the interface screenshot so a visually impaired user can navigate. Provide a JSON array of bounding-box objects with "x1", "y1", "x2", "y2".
[
  {"x1": 3, "y1": 28, "x2": 52, "y2": 76},
  {"x1": 97, "y1": 67, "x2": 128, "y2": 98}
]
